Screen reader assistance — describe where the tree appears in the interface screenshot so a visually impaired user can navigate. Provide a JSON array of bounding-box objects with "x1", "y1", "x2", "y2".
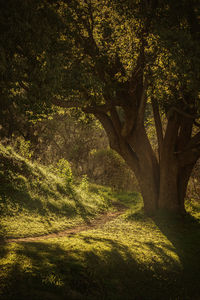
[
  {"x1": 52, "y1": 0, "x2": 200, "y2": 214},
  {"x1": 1, "y1": 0, "x2": 200, "y2": 214}
]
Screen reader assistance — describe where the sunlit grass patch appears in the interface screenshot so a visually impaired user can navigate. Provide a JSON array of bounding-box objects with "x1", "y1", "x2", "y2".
[
  {"x1": 1, "y1": 210, "x2": 200, "y2": 300},
  {"x1": 185, "y1": 198, "x2": 200, "y2": 220},
  {"x1": 0, "y1": 143, "x2": 135, "y2": 239}
]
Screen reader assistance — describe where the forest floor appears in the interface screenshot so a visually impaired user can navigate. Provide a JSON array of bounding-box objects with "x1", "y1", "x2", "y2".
[
  {"x1": 1, "y1": 201, "x2": 200, "y2": 300},
  {"x1": 1, "y1": 143, "x2": 200, "y2": 300}
]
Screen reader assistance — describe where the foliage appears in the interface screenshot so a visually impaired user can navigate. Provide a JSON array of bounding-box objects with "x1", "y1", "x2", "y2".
[
  {"x1": 79, "y1": 174, "x2": 89, "y2": 191},
  {"x1": 12, "y1": 136, "x2": 33, "y2": 159},
  {"x1": 1, "y1": 0, "x2": 200, "y2": 213},
  {"x1": 0, "y1": 0, "x2": 64, "y2": 112},
  {"x1": 186, "y1": 159, "x2": 200, "y2": 219},
  {"x1": 23, "y1": 111, "x2": 136, "y2": 191},
  {"x1": 0, "y1": 143, "x2": 119, "y2": 238},
  {"x1": 55, "y1": 158, "x2": 73, "y2": 187}
]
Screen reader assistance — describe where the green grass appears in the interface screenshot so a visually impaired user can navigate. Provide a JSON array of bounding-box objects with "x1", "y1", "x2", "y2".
[
  {"x1": 185, "y1": 198, "x2": 200, "y2": 220},
  {"x1": 1, "y1": 143, "x2": 200, "y2": 299},
  {"x1": 1, "y1": 211, "x2": 200, "y2": 300},
  {"x1": 0, "y1": 143, "x2": 128, "y2": 239}
]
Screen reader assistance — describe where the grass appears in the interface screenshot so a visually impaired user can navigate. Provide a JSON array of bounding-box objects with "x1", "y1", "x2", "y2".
[
  {"x1": 1, "y1": 211, "x2": 200, "y2": 299},
  {"x1": 0, "y1": 143, "x2": 128, "y2": 239},
  {"x1": 0, "y1": 143, "x2": 200, "y2": 299}
]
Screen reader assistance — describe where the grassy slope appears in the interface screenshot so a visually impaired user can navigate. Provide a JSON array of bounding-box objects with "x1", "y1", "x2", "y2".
[
  {"x1": 0, "y1": 143, "x2": 200, "y2": 300},
  {"x1": 0, "y1": 143, "x2": 128, "y2": 238}
]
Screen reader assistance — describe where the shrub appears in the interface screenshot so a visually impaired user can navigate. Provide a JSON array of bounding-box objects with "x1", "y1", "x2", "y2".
[
  {"x1": 55, "y1": 158, "x2": 73, "y2": 187},
  {"x1": 13, "y1": 137, "x2": 33, "y2": 159},
  {"x1": 80, "y1": 174, "x2": 89, "y2": 191}
]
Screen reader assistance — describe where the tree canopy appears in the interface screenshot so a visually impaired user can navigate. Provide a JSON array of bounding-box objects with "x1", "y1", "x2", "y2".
[{"x1": 1, "y1": 0, "x2": 200, "y2": 213}]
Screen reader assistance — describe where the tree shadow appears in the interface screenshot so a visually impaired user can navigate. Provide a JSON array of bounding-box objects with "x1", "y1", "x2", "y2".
[
  {"x1": 0, "y1": 231, "x2": 196, "y2": 300},
  {"x1": 152, "y1": 212, "x2": 200, "y2": 299}
]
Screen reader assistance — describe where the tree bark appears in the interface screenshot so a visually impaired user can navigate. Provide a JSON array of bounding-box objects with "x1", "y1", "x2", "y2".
[
  {"x1": 120, "y1": 126, "x2": 159, "y2": 214},
  {"x1": 158, "y1": 114, "x2": 180, "y2": 211},
  {"x1": 91, "y1": 109, "x2": 198, "y2": 214},
  {"x1": 177, "y1": 164, "x2": 195, "y2": 212}
]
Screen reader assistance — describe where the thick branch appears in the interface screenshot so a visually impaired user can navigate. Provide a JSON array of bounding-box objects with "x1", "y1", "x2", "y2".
[
  {"x1": 161, "y1": 113, "x2": 180, "y2": 157},
  {"x1": 178, "y1": 146, "x2": 200, "y2": 166},
  {"x1": 121, "y1": 75, "x2": 147, "y2": 137},
  {"x1": 176, "y1": 131, "x2": 200, "y2": 154},
  {"x1": 176, "y1": 129, "x2": 200, "y2": 166},
  {"x1": 110, "y1": 107, "x2": 122, "y2": 133},
  {"x1": 151, "y1": 97, "x2": 163, "y2": 159},
  {"x1": 137, "y1": 76, "x2": 148, "y2": 125},
  {"x1": 168, "y1": 106, "x2": 200, "y2": 120},
  {"x1": 94, "y1": 112, "x2": 121, "y2": 153},
  {"x1": 52, "y1": 97, "x2": 112, "y2": 114},
  {"x1": 51, "y1": 98, "x2": 83, "y2": 109},
  {"x1": 119, "y1": 140, "x2": 140, "y2": 176},
  {"x1": 177, "y1": 117, "x2": 193, "y2": 151},
  {"x1": 121, "y1": 107, "x2": 136, "y2": 138},
  {"x1": 94, "y1": 111, "x2": 140, "y2": 174}
]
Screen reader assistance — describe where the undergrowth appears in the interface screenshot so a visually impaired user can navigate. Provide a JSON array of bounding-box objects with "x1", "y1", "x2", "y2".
[{"x1": 0, "y1": 143, "x2": 132, "y2": 239}]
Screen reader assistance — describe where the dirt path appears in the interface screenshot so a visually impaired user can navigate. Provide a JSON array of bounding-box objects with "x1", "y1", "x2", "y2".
[{"x1": 3, "y1": 203, "x2": 127, "y2": 243}]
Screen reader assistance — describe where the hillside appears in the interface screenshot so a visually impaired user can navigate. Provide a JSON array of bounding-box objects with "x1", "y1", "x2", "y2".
[{"x1": 0, "y1": 143, "x2": 135, "y2": 239}]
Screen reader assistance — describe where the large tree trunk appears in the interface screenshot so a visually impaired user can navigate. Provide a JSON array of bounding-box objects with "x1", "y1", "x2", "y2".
[
  {"x1": 129, "y1": 126, "x2": 159, "y2": 214},
  {"x1": 136, "y1": 170, "x2": 158, "y2": 214},
  {"x1": 117, "y1": 126, "x2": 159, "y2": 214},
  {"x1": 92, "y1": 109, "x2": 199, "y2": 215},
  {"x1": 159, "y1": 157, "x2": 180, "y2": 212},
  {"x1": 158, "y1": 114, "x2": 197, "y2": 213},
  {"x1": 158, "y1": 163, "x2": 195, "y2": 214},
  {"x1": 158, "y1": 113, "x2": 183, "y2": 212},
  {"x1": 122, "y1": 151, "x2": 159, "y2": 214}
]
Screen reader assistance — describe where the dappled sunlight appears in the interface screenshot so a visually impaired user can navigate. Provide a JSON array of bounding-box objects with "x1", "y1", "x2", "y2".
[
  {"x1": 0, "y1": 231, "x2": 184, "y2": 300},
  {"x1": 1, "y1": 0, "x2": 200, "y2": 298},
  {"x1": 77, "y1": 217, "x2": 182, "y2": 270},
  {"x1": 1, "y1": 207, "x2": 200, "y2": 299}
]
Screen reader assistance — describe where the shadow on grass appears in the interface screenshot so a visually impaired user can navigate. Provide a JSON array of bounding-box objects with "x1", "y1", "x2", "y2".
[
  {"x1": 153, "y1": 212, "x2": 200, "y2": 299},
  {"x1": 0, "y1": 230, "x2": 199, "y2": 300}
]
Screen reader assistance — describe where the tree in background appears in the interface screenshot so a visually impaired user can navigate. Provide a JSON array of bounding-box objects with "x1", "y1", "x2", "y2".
[
  {"x1": 29, "y1": 111, "x2": 137, "y2": 191},
  {"x1": 1, "y1": 0, "x2": 200, "y2": 214}
]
